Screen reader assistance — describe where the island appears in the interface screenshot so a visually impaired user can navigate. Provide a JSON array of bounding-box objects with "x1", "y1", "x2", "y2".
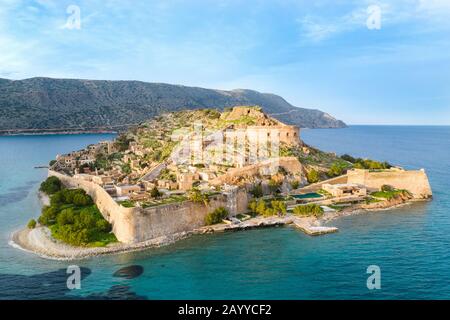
[{"x1": 11, "y1": 106, "x2": 433, "y2": 259}]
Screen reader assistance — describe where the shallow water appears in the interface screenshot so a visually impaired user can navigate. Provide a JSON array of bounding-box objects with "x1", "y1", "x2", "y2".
[{"x1": 0, "y1": 126, "x2": 449, "y2": 299}]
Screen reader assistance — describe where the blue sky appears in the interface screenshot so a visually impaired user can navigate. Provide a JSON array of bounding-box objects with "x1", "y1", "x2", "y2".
[{"x1": 1, "y1": 0, "x2": 449, "y2": 124}]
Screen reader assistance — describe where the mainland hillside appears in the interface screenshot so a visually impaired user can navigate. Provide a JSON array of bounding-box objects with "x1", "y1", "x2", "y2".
[{"x1": 0, "y1": 77, "x2": 346, "y2": 133}]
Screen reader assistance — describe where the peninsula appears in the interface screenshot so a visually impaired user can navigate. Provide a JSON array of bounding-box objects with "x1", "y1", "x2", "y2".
[{"x1": 12, "y1": 106, "x2": 432, "y2": 259}]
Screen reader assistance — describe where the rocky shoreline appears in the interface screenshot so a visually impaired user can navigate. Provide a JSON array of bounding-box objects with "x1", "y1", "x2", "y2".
[
  {"x1": 9, "y1": 195, "x2": 424, "y2": 260},
  {"x1": 10, "y1": 185, "x2": 430, "y2": 261}
]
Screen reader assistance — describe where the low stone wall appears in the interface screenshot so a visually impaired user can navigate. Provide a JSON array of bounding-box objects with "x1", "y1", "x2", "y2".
[
  {"x1": 347, "y1": 169, "x2": 432, "y2": 199},
  {"x1": 48, "y1": 170, "x2": 249, "y2": 244}
]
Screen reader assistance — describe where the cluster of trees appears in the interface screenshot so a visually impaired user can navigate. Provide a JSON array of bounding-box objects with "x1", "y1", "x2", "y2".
[
  {"x1": 327, "y1": 161, "x2": 350, "y2": 177},
  {"x1": 248, "y1": 199, "x2": 287, "y2": 217},
  {"x1": 205, "y1": 207, "x2": 229, "y2": 225},
  {"x1": 292, "y1": 204, "x2": 324, "y2": 218},
  {"x1": 39, "y1": 176, "x2": 62, "y2": 195},
  {"x1": 38, "y1": 188, "x2": 116, "y2": 246},
  {"x1": 341, "y1": 154, "x2": 392, "y2": 170},
  {"x1": 188, "y1": 188, "x2": 209, "y2": 205}
]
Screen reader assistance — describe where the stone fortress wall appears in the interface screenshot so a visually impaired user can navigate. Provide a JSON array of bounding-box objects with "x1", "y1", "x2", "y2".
[
  {"x1": 298, "y1": 168, "x2": 432, "y2": 199},
  {"x1": 347, "y1": 168, "x2": 432, "y2": 199},
  {"x1": 48, "y1": 170, "x2": 249, "y2": 244}
]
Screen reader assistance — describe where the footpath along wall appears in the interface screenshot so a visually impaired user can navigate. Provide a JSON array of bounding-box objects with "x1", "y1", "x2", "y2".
[{"x1": 48, "y1": 170, "x2": 248, "y2": 244}]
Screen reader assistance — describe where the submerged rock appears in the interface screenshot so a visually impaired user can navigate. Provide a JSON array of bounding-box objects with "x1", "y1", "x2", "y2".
[{"x1": 113, "y1": 265, "x2": 144, "y2": 279}]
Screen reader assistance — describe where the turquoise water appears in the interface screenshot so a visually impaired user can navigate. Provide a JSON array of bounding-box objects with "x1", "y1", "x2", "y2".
[{"x1": 0, "y1": 126, "x2": 449, "y2": 299}]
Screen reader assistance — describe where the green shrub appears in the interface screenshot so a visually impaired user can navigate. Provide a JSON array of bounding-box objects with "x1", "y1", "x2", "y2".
[
  {"x1": 121, "y1": 163, "x2": 131, "y2": 174},
  {"x1": 250, "y1": 183, "x2": 263, "y2": 198},
  {"x1": 381, "y1": 184, "x2": 394, "y2": 192},
  {"x1": 268, "y1": 179, "x2": 281, "y2": 194},
  {"x1": 290, "y1": 180, "x2": 300, "y2": 189},
  {"x1": 328, "y1": 162, "x2": 346, "y2": 177},
  {"x1": 27, "y1": 219, "x2": 36, "y2": 229},
  {"x1": 150, "y1": 186, "x2": 162, "y2": 198},
  {"x1": 188, "y1": 188, "x2": 209, "y2": 205},
  {"x1": 39, "y1": 176, "x2": 62, "y2": 195},
  {"x1": 306, "y1": 169, "x2": 320, "y2": 183},
  {"x1": 270, "y1": 200, "x2": 287, "y2": 216},
  {"x1": 248, "y1": 199, "x2": 286, "y2": 217},
  {"x1": 371, "y1": 189, "x2": 411, "y2": 200},
  {"x1": 205, "y1": 207, "x2": 229, "y2": 225},
  {"x1": 341, "y1": 154, "x2": 356, "y2": 163},
  {"x1": 293, "y1": 204, "x2": 324, "y2": 218},
  {"x1": 341, "y1": 154, "x2": 392, "y2": 170}
]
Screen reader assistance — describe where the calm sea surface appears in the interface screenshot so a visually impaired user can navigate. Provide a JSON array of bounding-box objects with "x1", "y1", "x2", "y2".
[{"x1": 0, "y1": 126, "x2": 449, "y2": 299}]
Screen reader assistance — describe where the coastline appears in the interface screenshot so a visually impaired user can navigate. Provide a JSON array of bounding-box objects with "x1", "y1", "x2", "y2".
[
  {"x1": 9, "y1": 215, "x2": 329, "y2": 261},
  {"x1": 9, "y1": 197, "x2": 422, "y2": 261},
  {"x1": 8, "y1": 172, "x2": 430, "y2": 261},
  {"x1": 0, "y1": 130, "x2": 118, "y2": 137}
]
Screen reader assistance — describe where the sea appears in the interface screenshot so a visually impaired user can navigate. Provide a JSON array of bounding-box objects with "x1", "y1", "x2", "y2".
[{"x1": 0, "y1": 125, "x2": 449, "y2": 299}]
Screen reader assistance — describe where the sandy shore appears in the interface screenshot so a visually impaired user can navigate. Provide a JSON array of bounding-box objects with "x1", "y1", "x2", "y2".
[
  {"x1": 10, "y1": 214, "x2": 335, "y2": 260},
  {"x1": 10, "y1": 226, "x2": 193, "y2": 261}
]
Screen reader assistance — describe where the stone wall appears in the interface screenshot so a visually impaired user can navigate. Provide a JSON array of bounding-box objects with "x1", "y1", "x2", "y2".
[
  {"x1": 49, "y1": 170, "x2": 139, "y2": 243},
  {"x1": 346, "y1": 168, "x2": 432, "y2": 199},
  {"x1": 48, "y1": 170, "x2": 249, "y2": 244},
  {"x1": 209, "y1": 156, "x2": 302, "y2": 186}
]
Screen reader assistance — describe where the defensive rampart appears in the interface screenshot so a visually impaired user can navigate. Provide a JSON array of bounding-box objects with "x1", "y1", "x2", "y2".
[{"x1": 48, "y1": 170, "x2": 249, "y2": 243}]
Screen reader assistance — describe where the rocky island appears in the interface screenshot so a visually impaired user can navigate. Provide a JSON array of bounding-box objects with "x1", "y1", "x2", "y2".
[{"x1": 11, "y1": 106, "x2": 432, "y2": 260}]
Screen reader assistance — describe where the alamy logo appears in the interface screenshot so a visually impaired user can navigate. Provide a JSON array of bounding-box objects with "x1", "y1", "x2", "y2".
[
  {"x1": 64, "y1": 5, "x2": 81, "y2": 30},
  {"x1": 170, "y1": 123, "x2": 281, "y2": 175},
  {"x1": 66, "y1": 265, "x2": 81, "y2": 290},
  {"x1": 366, "y1": 5, "x2": 381, "y2": 30},
  {"x1": 366, "y1": 265, "x2": 381, "y2": 290}
]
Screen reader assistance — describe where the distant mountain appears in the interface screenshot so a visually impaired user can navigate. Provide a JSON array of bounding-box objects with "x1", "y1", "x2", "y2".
[{"x1": 0, "y1": 77, "x2": 346, "y2": 133}]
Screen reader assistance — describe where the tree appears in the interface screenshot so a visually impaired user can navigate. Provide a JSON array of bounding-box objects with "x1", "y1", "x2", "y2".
[
  {"x1": 27, "y1": 219, "x2": 36, "y2": 229},
  {"x1": 188, "y1": 188, "x2": 209, "y2": 205},
  {"x1": 328, "y1": 162, "x2": 345, "y2": 177},
  {"x1": 290, "y1": 180, "x2": 300, "y2": 189},
  {"x1": 205, "y1": 207, "x2": 229, "y2": 225},
  {"x1": 341, "y1": 154, "x2": 356, "y2": 163},
  {"x1": 293, "y1": 204, "x2": 324, "y2": 218},
  {"x1": 73, "y1": 193, "x2": 93, "y2": 206},
  {"x1": 268, "y1": 179, "x2": 281, "y2": 194},
  {"x1": 150, "y1": 186, "x2": 162, "y2": 198},
  {"x1": 306, "y1": 169, "x2": 320, "y2": 183},
  {"x1": 39, "y1": 176, "x2": 62, "y2": 195},
  {"x1": 248, "y1": 200, "x2": 258, "y2": 214},
  {"x1": 270, "y1": 200, "x2": 287, "y2": 216},
  {"x1": 250, "y1": 183, "x2": 263, "y2": 198},
  {"x1": 256, "y1": 199, "x2": 267, "y2": 216}
]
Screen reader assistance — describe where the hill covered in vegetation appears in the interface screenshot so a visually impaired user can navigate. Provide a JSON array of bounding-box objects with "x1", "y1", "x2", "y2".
[{"x1": 0, "y1": 77, "x2": 346, "y2": 133}]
